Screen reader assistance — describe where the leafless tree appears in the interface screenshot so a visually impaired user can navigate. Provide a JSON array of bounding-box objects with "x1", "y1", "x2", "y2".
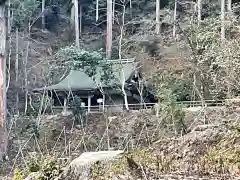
[
  {"x1": 118, "y1": 0, "x2": 129, "y2": 110},
  {"x1": 24, "y1": 23, "x2": 30, "y2": 114}
]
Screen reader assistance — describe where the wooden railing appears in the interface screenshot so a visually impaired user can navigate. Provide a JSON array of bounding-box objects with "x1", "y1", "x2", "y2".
[
  {"x1": 176, "y1": 100, "x2": 224, "y2": 107},
  {"x1": 107, "y1": 58, "x2": 135, "y2": 64},
  {"x1": 87, "y1": 103, "x2": 156, "y2": 112},
  {"x1": 53, "y1": 103, "x2": 156, "y2": 113},
  {"x1": 52, "y1": 100, "x2": 226, "y2": 113}
]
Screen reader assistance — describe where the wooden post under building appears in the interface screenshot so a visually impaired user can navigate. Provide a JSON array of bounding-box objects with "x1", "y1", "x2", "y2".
[{"x1": 87, "y1": 95, "x2": 91, "y2": 113}]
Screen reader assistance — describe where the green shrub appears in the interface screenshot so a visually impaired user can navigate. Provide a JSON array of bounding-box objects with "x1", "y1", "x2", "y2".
[
  {"x1": 23, "y1": 154, "x2": 64, "y2": 180},
  {"x1": 52, "y1": 46, "x2": 116, "y2": 84},
  {"x1": 156, "y1": 83, "x2": 187, "y2": 134},
  {"x1": 13, "y1": 168, "x2": 24, "y2": 180},
  {"x1": 11, "y1": 0, "x2": 40, "y2": 29}
]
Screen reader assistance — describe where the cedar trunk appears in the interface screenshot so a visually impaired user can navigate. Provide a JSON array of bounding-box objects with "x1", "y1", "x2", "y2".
[{"x1": 0, "y1": 3, "x2": 7, "y2": 161}]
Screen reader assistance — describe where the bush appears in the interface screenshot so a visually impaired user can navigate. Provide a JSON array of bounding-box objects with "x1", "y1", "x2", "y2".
[
  {"x1": 22, "y1": 154, "x2": 64, "y2": 180},
  {"x1": 168, "y1": 78, "x2": 193, "y2": 101},
  {"x1": 52, "y1": 46, "x2": 116, "y2": 84},
  {"x1": 13, "y1": 168, "x2": 24, "y2": 180},
  {"x1": 156, "y1": 83, "x2": 187, "y2": 134},
  {"x1": 11, "y1": 0, "x2": 40, "y2": 29},
  {"x1": 154, "y1": 69, "x2": 195, "y2": 102},
  {"x1": 69, "y1": 96, "x2": 87, "y2": 125}
]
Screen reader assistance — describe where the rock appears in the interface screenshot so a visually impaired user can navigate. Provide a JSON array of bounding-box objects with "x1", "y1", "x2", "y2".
[
  {"x1": 61, "y1": 109, "x2": 73, "y2": 117},
  {"x1": 60, "y1": 150, "x2": 123, "y2": 180},
  {"x1": 108, "y1": 116, "x2": 118, "y2": 122}
]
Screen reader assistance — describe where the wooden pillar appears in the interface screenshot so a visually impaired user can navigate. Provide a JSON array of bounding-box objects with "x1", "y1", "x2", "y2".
[
  {"x1": 88, "y1": 95, "x2": 91, "y2": 113},
  {"x1": 63, "y1": 98, "x2": 67, "y2": 114}
]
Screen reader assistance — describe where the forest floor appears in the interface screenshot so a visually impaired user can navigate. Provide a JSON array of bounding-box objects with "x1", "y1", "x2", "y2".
[{"x1": 0, "y1": 107, "x2": 240, "y2": 179}]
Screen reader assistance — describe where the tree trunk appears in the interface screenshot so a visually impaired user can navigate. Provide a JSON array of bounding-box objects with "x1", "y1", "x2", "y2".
[
  {"x1": 106, "y1": 0, "x2": 113, "y2": 59},
  {"x1": 118, "y1": 3, "x2": 129, "y2": 110},
  {"x1": 112, "y1": 0, "x2": 115, "y2": 24},
  {"x1": 41, "y1": 0, "x2": 45, "y2": 29},
  {"x1": 15, "y1": 28, "x2": 19, "y2": 115},
  {"x1": 155, "y1": 0, "x2": 160, "y2": 34},
  {"x1": 24, "y1": 24, "x2": 30, "y2": 115},
  {"x1": 197, "y1": 0, "x2": 201, "y2": 26},
  {"x1": 79, "y1": 4, "x2": 82, "y2": 35},
  {"x1": 0, "y1": 4, "x2": 6, "y2": 130},
  {"x1": 0, "y1": 3, "x2": 8, "y2": 161},
  {"x1": 74, "y1": 0, "x2": 79, "y2": 47},
  {"x1": 7, "y1": 0, "x2": 10, "y2": 35},
  {"x1": 227, "y1": 0, "x2": 231, "y2": 11},
  {"x1": 221, "y1": 0, "x2": 225, "y2": 42},
  {"x1": 96, "y1": 0, "x2": 99, "y2": 21},
  {"x1": 71, "y1": 0, "x2": 75, "y2": 28},
  {"x1": 173, "y1": 0, "x2": 177, "y2": 37}
]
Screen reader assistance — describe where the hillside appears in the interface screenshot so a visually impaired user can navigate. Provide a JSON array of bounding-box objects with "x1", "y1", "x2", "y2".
[
  {"x1": 1, "y1": 0, "x2": 240, "y2": 179},
  {"x1": 1, "y1": 107, "x2": 240, "y2": 179}
]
